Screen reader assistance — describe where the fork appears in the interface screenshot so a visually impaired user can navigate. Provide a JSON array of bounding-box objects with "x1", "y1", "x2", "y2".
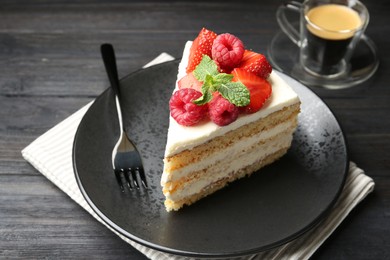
[{"x1": 100, "y1": 43, "x2": 148, "y2": 191}]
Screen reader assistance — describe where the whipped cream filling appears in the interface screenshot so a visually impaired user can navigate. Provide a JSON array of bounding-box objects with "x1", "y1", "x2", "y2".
[
  {"x1": 164, "y1": 41, "x2": 300, "y2": 158},
  {"x1": 165, "y1": 134, "x2": 293, "y2": 201},
  {"x1": 161, "y1": 120, "x2": 296, "y2": 185}
]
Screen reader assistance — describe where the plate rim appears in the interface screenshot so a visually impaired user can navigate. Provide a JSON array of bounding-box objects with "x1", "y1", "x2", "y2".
[{"x1": 73, "y1": 60, "x2": 349, "y2": 257}]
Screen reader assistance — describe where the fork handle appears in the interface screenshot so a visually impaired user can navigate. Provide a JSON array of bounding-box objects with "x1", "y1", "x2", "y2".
[{"x1": 101, "y1": 43, "x2": 121, "y2": 99}]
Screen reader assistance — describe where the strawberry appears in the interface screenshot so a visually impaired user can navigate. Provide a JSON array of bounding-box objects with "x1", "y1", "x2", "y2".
[
  {"x1": 178, "y1": 72, "x2": 203, "y2": 92},
  {"x1": 239, "y1": 50, "x2": 272, "y2": 79},
  {"x1": 231, "y1": 68, "x2": 272, "y2": 113},
  {"x1": 186, "y1": 28, "x2": 217, "y2": 73}
]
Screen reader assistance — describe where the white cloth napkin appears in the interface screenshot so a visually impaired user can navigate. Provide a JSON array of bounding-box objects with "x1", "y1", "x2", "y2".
[{"x1": 22, "y1": 53, "x2": 375, "y2": 260}]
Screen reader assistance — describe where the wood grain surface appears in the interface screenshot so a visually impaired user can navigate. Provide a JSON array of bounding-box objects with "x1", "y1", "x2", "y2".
[{"x1": 1, "y1": 0, "x2": 389, "y2": 259}]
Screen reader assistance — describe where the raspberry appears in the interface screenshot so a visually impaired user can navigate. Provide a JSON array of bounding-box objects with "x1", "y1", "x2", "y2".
[
  {"x1": 169, "y1": 88, "x2": 208, "y2": 126},
  {"x1": 211, "y1": 33, "x2": 244, "y2": 72},
  {"x1": 208, "y1": 94, "x2": 239, "y2": 126}
]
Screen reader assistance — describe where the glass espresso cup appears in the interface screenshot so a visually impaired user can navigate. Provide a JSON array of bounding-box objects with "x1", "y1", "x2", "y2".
[{"x1": 277, "y1": 0, "x2": 369, "y2": 78}]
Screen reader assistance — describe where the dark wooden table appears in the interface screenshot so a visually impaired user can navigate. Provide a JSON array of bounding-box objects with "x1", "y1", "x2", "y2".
[{"x1": 1, "y1": 1, "x2": 389, "y2": 259}]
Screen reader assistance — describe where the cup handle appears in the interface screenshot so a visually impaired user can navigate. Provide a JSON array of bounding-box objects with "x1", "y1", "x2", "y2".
[{"x1": 276, "y1": 1, "x2": 302, "y2": 46}]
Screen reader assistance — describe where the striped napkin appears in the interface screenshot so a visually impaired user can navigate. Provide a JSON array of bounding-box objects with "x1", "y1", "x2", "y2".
[{"x1": 22, "y1": 53, "x2": 375, "y2": 260}]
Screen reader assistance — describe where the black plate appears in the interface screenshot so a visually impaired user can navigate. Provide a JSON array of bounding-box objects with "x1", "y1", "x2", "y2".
[{"x1": 73, "y1": 60, "x2": 348, "y2": 258}]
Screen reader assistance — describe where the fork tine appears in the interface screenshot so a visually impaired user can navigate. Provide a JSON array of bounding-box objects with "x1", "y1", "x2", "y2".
[
  {"x1": 130, "y1": 168, "x2": 140, "y2": 189},
  {"x1": 114, "y1": 169, "x2": 125, "y2": 192},
  {"x1": 117, "y1": 168, "x2": 149, "y2": 191},
  {"x1": 122, "y1": 169, "x2": 134, "y2": 190},
  {"x1": 136, "y1": 167, "x2": 148, "y2": 188}
]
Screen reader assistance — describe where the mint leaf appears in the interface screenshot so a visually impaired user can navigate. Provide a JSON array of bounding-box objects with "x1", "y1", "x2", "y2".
[
  {"x1": 214, "y1": 73, "x2": 234, "y2": 85},
  {"x1": 193, "y1": 73, "x2": 215, "y2": 105},
  {"x1": 202, "y1": 74, "x2": 218, "y2": 93},
  {"x1": 193, "y1": 84, "x2": 213, "y2": 105},
  {"x1": 218, "y1": 82, "x2": 250, "y2": 107},
  {"x1": 192, "y1": 55, "x2": 250, "y2": 107},
  {"x1": 193, "y1": 55, "x2": 219, "y2": 81}
]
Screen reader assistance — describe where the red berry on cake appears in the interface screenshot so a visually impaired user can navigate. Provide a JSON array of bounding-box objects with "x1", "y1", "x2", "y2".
[
  {"x1": 208, "y1": 94, "x2": 239, "y2": 126},
  {"x1": 211, "y1": 33, "x2": 244, "y2": 72},
  {"x1": 232, "y1": 68, "x2": 272, "y2": 113},
  {"x1": 239, "y1": 50, "x2": 272, "y2": 79},
  {"x1": 178, "y1": 72, "x2": 203, "y2": 92},
  {"x1": 169, "y1": 88, "x2": 208, "y2": 126},
  {"x1": 186, "y1": 28, "x2": 218, "y2": 73}
]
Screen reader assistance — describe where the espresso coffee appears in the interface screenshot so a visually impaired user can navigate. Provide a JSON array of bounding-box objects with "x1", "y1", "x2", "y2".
[{"x1": 303, "y1": 4, "x2": 363, "y2": 75}]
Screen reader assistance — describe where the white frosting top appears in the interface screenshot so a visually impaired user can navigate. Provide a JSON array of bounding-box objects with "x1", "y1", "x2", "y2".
[{"x1": 164, "y1": 41, "x2": 300, "y2": 157}]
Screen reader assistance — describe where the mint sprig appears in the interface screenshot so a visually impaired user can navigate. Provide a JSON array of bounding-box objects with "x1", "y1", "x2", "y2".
[
  {"x1": 192, "y1": 55, "x2": 250, "y2": 107},
  {"x1": 193, "y1": 55, "x2": 219, "y2": 81},
  {"x1": 218, "y1": 82, "x2": 250, "y2": 106}
]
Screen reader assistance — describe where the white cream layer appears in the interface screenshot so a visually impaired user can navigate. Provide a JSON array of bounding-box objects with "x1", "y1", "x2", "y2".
[
  {"x1": 164, "y1": 41, "x2": 300, "y2": 157},
  {"x1": 164, "y1": 133, "x2": 294, "y2": 201},
  {"x1": 161, "y1": 120, "x2": 295, "y2": 185}
]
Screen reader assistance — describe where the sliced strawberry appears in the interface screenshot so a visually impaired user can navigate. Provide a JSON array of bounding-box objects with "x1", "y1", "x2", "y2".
[
  {"x1": 239, "y1": 50, "x2": 272, "y2": 79},
  {"x1": 231, "y1": 68, "x2": 272, "y2": 113},
  {"x1": 186, "y1": 28, "x2": 217, "y2": 73},
  {"x1": 178, "y1": 72, "x2": 202, "y2": 92}
]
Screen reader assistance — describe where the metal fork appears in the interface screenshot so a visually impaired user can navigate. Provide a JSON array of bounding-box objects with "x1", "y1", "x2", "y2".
[{"x1": 100, "y1": 43, "x2": 148, "y2": 191}]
